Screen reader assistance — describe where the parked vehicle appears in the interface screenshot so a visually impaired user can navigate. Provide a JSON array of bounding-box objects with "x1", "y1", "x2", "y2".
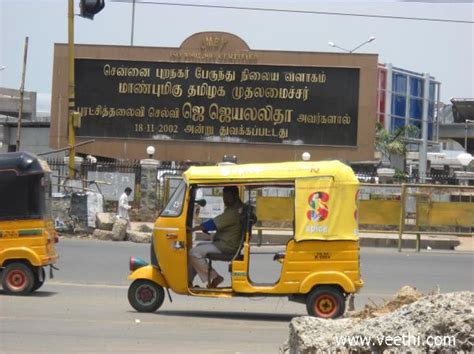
[
  {"x1": 127, "y1": 160, "x2": 362, "y2": 318},
  {"x1": 0, "y1": 152, "x2": 58, "y2": 295}
]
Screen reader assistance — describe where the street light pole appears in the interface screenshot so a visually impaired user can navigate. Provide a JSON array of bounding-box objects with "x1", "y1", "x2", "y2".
[
  {"x1": 350, "y1": 36, "x2": 376, "y2": 53},
  {"x1": 328, "y1": 36, "x2": 375, "y2": 53},
  {"x1": 328, "y1": 42, "x2": 351, "y2": 53}
]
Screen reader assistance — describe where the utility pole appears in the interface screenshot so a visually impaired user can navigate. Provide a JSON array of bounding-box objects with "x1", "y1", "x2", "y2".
[
  {"x1": 131, "y1": 0, "x2": 136, "y2": 46},
  {"x1": 16, "y1": 36, "x2": 29, "y2": 152},
  {"x1": 68, "y1": 0, "x2": 105, "y2": 179},
  {"x1": 68, "y1": 0, "x2": 76, "y2": 178}
]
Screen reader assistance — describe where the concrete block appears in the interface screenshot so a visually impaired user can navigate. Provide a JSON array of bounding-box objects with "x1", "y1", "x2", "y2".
[
  {"x1": 112, "y1": 218, "x2": 128, "y2": 241},
  {"x1": 96, "y1": 212, "x2": 116, "y2": 231},
  {"x1": 92, "y1": 229, "x2": 114, "y2": 241},
  {"x1": 127, "y1": 231, "x2": 151, "y2": 243}
]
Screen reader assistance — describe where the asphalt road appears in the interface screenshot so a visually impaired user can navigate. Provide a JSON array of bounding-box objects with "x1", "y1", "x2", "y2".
[{"x1": 0, "y1": 239, "x2": 472, "y2": 353}]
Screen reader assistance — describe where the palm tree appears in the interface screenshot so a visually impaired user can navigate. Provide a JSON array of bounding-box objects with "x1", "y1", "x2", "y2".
[{"x1": 375, "y1": 123, "x2": 419, "y2": 166}]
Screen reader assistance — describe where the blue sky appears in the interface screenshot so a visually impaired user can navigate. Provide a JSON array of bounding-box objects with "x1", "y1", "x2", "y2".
[{"x1": 0, "y1": 0, "x2": 473, "y2": 112}]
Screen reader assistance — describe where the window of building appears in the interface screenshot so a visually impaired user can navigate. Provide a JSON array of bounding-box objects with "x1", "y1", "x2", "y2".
[
  {"x1": 409, "y1": 77, "x2": 423, "y2": 98},
  {"x1": 409, "y1": 98, "x2": 423, "y2": 119},
  {"x1": 393, "y1": 73, "x2": 407, "y2": 94},
  {"x1": 391, "y1": 117, "x2": 406, "y2": 131},
  {"x1": 392, "y1": 95, "x2": 406, "y2": 117}
]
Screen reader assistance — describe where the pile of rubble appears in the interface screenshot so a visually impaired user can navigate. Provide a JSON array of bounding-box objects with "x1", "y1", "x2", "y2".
[
  {"x1": 92, "y1": 213, "x2": 151, "y2": 243},
  {"x1": 283, "y1": 288, "x2": 473, "y2": 353},
  {"x1": 349, "y1": 285, "x2": 424, "y2": 319}
]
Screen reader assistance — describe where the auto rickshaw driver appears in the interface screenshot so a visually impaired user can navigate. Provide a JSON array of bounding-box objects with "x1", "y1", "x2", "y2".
[{"x1": 187, "y1": 186, "x2": 243, "y2": 288}]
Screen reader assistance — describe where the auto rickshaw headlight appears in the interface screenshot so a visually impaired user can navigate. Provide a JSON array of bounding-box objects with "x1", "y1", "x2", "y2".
[{"x1": 129, "y1": 256, "x2": 148, "y2": 271}]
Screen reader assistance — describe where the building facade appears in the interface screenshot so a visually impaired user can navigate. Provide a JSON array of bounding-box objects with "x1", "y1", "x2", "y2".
[
  {"x1": 50, "y1": 32, "x2": 378, "y2": 163},
  {"x1": 377, "y1": 63, "x2": 441, "y2": 146}
]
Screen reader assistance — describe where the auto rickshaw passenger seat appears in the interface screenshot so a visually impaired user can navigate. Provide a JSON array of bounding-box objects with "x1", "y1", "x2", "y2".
[{"x1": 207, "y1": 253, "x2": 242, "y2": 262}]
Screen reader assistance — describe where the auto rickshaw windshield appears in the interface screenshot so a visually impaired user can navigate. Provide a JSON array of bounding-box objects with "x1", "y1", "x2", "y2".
[
  {"x1": 161, "y1": 179, "x2": 186, "y2": 217},
  {"x1": 0, "y1": 152, "x2": 53, "y2": 221},
  {"x1": 0, "y1": 172, "x2": 49, "y2": 221}
]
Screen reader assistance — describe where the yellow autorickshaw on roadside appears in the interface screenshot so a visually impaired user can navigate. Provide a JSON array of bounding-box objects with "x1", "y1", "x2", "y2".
[
  {"x1": 127, "y1": 160, "x2": 363, "y2": 318},
  {"x1": 0, "y1": 152, "x2": 58, "y2": 295}
]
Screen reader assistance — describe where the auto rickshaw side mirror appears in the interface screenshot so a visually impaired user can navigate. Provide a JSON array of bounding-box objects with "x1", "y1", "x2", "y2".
[{"x1": 195, "y1": 199, "x2": 206, "y2": 207}]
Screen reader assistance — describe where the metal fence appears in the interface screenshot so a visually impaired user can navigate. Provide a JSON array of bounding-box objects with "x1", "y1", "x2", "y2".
[
  {"x1": 46, "y1": 158, "x2": 191, "y2": 206},
  {"x1": 353, "y1": 171, "x2": 461, "y2": 185},
  {"x1": 47, "y1": 158, "x2": 142, "y2": 200},
  {"x1": 359, "y1": 183, "x2": 474, "y2": 251}
]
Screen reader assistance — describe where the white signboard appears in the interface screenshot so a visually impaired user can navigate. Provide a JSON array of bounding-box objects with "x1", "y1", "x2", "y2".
[
  {"x1": 198, "y1": 196, "x2": 224, "y2": 219},
  {"x1": 87, "y1": 171, "x2": 135, "y2": 201}
]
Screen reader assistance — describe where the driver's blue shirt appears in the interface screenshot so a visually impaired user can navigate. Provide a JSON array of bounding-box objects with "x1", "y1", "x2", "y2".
[{"x1": 201, "y1": 219, "x2": 216, "y2": 232}]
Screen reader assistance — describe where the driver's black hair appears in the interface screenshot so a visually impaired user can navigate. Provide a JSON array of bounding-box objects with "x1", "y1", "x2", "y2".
[{"x1": 223, "y1": 186, "x2": 239, "y2": 197}]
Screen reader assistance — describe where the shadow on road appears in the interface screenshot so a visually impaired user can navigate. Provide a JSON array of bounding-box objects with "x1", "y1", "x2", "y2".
[
  {"x1": 31, "y1": 290, "x2": 58, "y2": 297},
  {"x1": 0, "y1": 290, "x2": 57, "y2": 297},
  {"x1": 154, "y1": 310, "x2": 297, "y2": 322}
]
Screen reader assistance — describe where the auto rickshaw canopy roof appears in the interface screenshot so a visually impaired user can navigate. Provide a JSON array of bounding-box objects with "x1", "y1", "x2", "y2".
[
  {"x1": 0, "y1": 152, "x2": 50, "y2": 177},
  {"x1": 184, "y1": 160, "x2": 358, "y2": 185}
]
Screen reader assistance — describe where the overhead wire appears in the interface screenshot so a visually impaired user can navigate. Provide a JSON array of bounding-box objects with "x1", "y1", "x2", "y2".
[{"x1": 109, "y1": 0, "x2": 474, "y2": 24}]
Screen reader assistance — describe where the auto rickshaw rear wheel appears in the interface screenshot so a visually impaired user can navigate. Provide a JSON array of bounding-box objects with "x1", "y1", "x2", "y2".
[
  {"x1": 32, "y1": 267, "x2": 46, "y2": 292},
  {"x1": 2, "y1": 262, "x2": 34, "y2": 295},
  {"x1": 128, "y1": 279, "x2": 165, "y2": 312},
  {"x1": 306, "y1": 286, "x2": 345, "y2": 319}
]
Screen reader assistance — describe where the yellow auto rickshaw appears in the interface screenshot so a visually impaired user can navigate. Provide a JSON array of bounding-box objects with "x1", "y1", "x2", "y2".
[
  {"x1": 128, "y1": 160, "x2": 363, "y2": 318},
  {"x1": 0, "y1": 152, "x2": 58, "y2": 295}
]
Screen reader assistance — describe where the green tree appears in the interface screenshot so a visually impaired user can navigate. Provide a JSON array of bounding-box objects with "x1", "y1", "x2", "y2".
[{"x1": 375, "y1": 123, "x2": 419, "y2": 166}]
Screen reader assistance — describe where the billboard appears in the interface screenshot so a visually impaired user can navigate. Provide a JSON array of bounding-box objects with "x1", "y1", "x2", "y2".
[{"x1": 75, "y1": 59, "x2": 359, "y2": 147}]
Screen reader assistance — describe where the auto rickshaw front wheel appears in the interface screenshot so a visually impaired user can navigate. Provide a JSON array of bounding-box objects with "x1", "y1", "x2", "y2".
[
  {"x1": 128, "y1": 279, "x2": 165, "y2": 312},
  {"x1": 2, "y1": 262, "x2": 35, "y2": 295},
  {"x1": 306, "y1": 286, "x2": 345, "y2": 319}
]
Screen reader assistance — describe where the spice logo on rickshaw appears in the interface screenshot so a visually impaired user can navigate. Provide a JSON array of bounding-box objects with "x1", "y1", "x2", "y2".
[
  {"x1": 306, "y1": 191, "x2": 329, "y2": 221},
  {"x1": 295, "y1": 177, "x2": 358, "y2": 241},
  {"x1": 305, "y1": 191, "x2": 330, "y2": 234}
]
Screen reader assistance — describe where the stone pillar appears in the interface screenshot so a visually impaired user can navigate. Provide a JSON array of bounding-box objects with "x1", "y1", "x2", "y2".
[
  {"x1": 139, "y1": 159, "x2": 159, "y2": 219},
  {"x1": 377, "y1": 167, "x2": 395, "y2": 184}
]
